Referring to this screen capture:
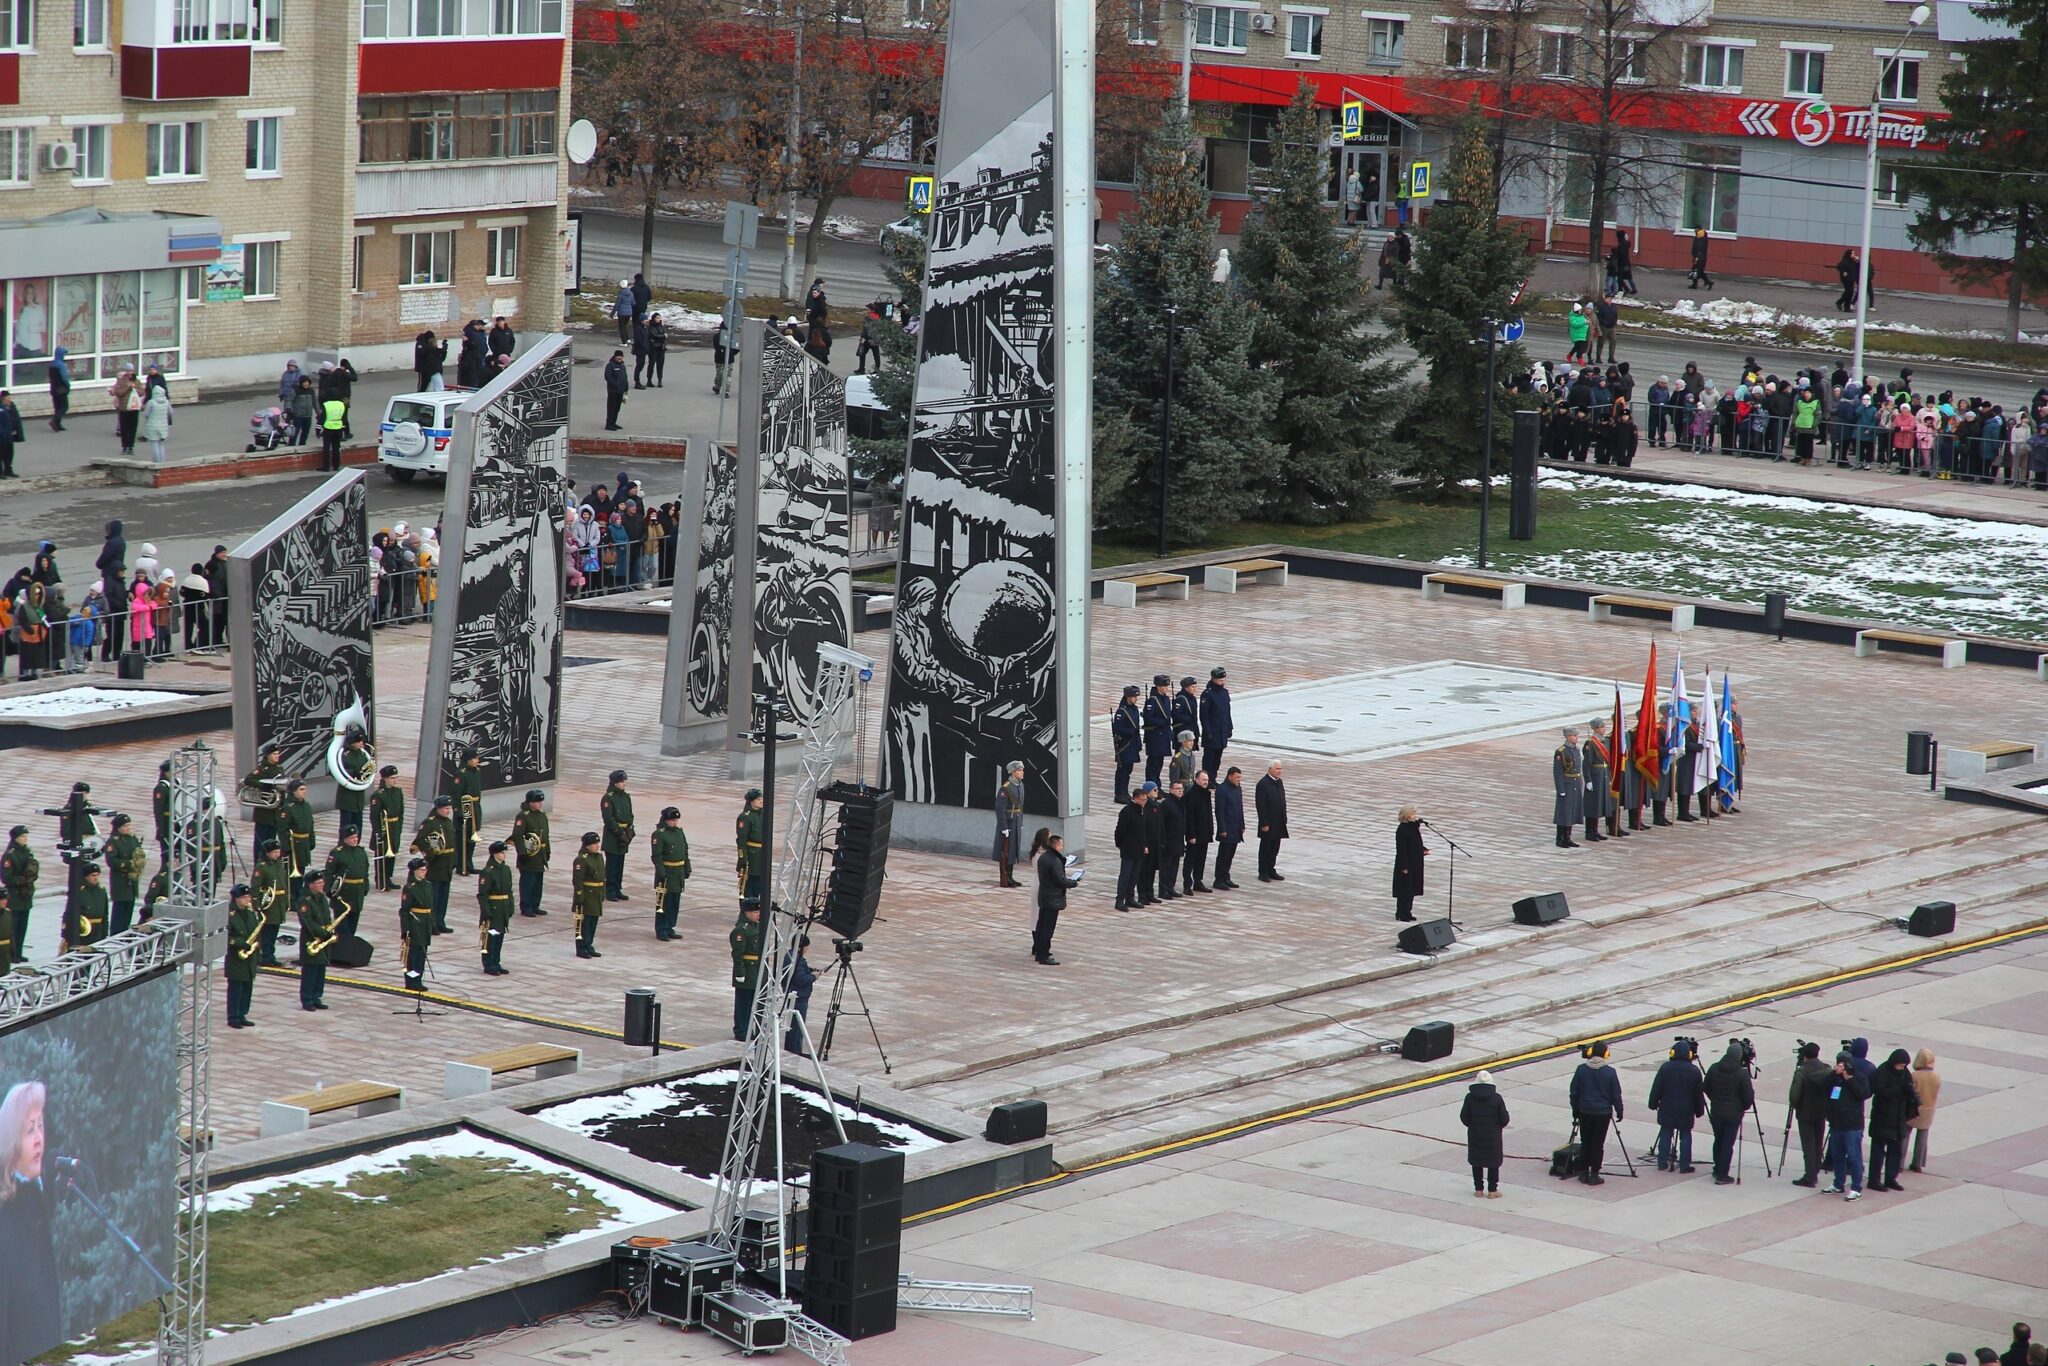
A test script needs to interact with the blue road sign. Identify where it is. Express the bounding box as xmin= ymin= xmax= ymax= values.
xmin=1500 ymin=318 xmax=1525 ymax=343
xmin=907 ymin=176 xmax=934 ymax=214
